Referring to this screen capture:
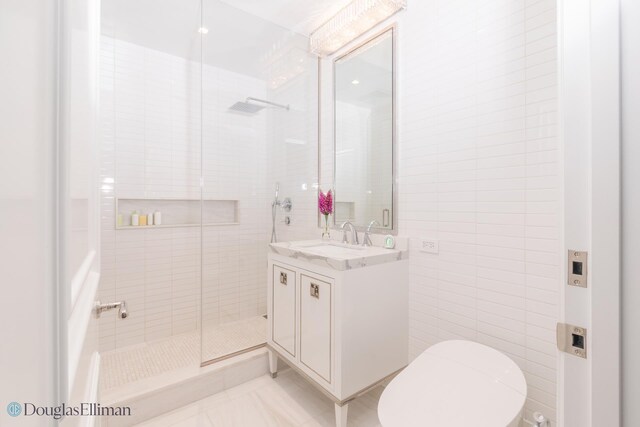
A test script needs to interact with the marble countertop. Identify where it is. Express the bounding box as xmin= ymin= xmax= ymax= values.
xmin=269 ymin=239 xmax=408 ymax=271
